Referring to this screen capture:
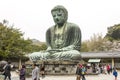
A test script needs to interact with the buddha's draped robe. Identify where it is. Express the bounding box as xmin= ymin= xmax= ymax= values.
xmin=46 ymin=22 xmax=81 ymax=51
